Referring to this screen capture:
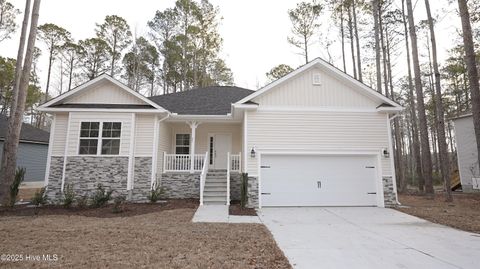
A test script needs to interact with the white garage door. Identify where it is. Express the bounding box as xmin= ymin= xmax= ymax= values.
xmin=261 ymin=154 xmax=378 ymax=206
